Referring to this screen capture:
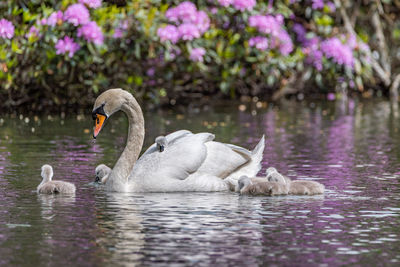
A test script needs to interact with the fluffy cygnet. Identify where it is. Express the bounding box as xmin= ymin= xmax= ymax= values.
xmin=95 ymin=164 xmax=111 ymax=184
xmin=37 ymin=164 xmax=76 ymax=194
xmin=266 ymin=167 xmax=324 ymax=195
xmin=155 ymin=136 xmax=168 ymax=152
xmin=238 ymin=175 xmax=289 ymax=196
